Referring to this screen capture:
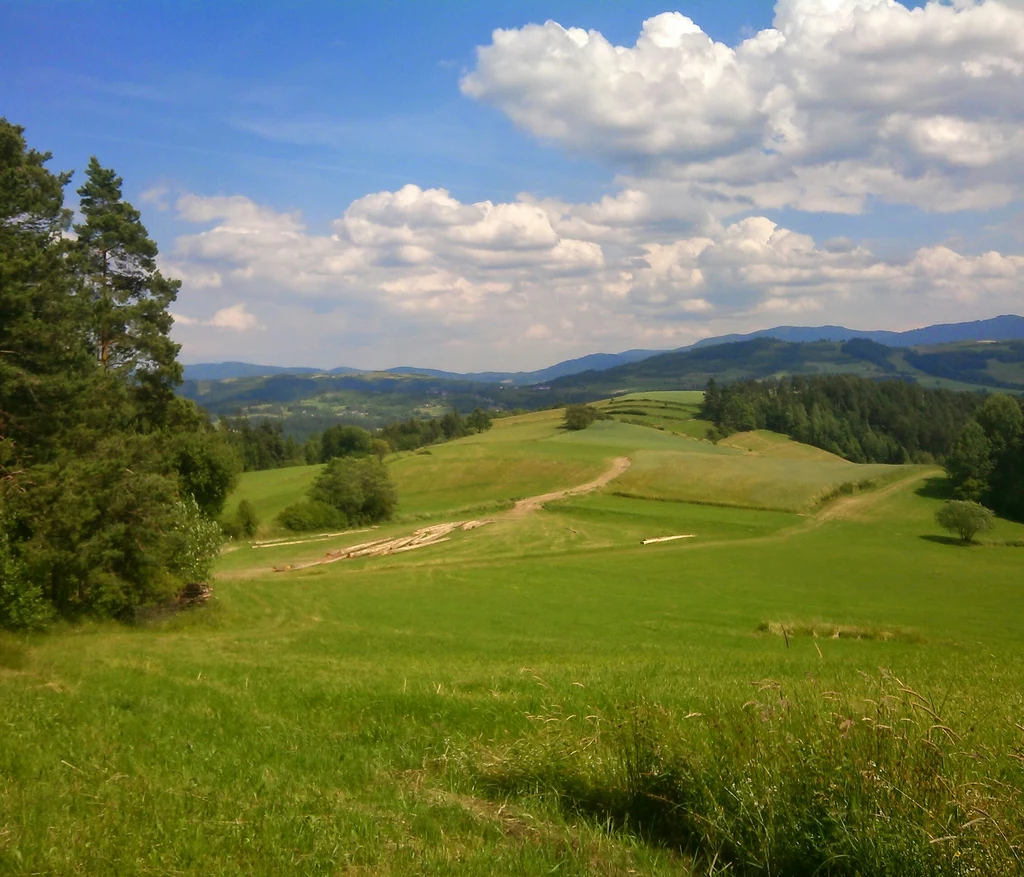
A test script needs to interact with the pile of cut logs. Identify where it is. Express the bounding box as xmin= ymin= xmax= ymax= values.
xmin=275 ymin=520 xmax=492 ymax=572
